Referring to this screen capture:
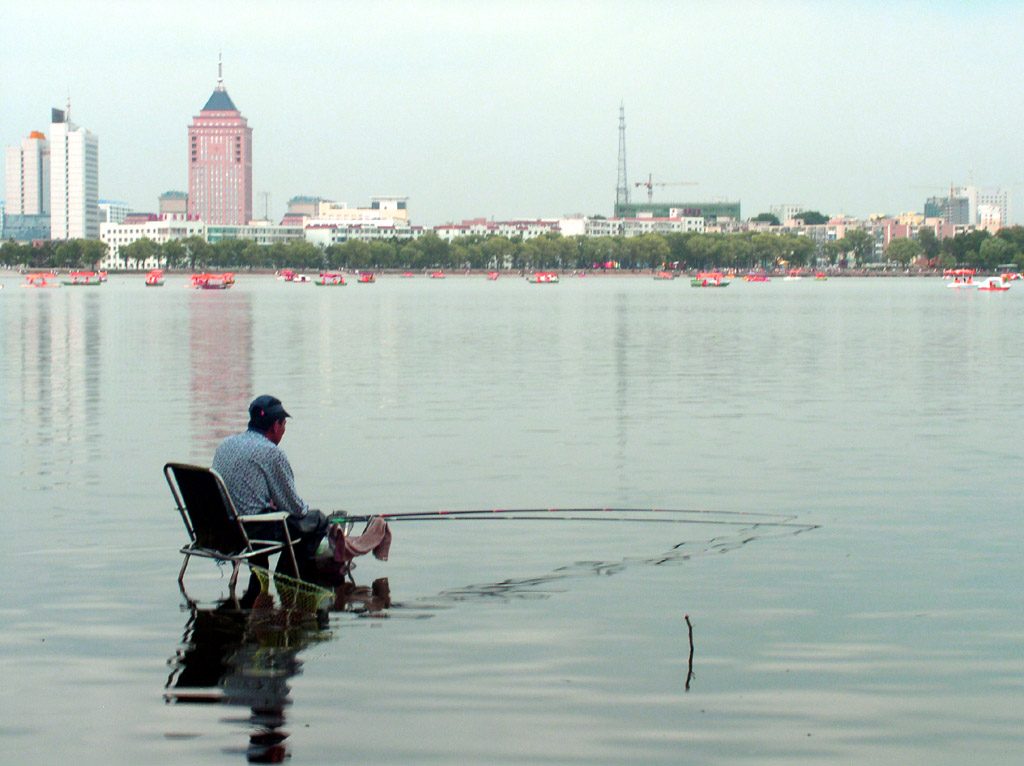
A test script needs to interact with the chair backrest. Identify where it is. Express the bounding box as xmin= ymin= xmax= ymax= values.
xmin=165 ymin=463 xmax=248 ymax=555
